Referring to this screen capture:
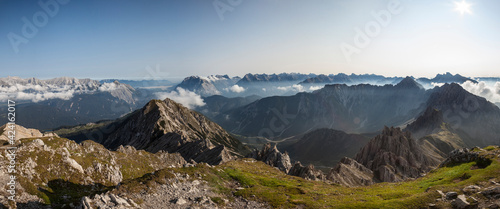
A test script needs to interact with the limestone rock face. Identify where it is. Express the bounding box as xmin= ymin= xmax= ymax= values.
xmin=327 ymin=157 xmax=374 ymax=187
xmin=288 ymin=162 xmax=325 ymax=181
xmin=97 ymin=98 xmax=250 ymax=165
xmin=0 ymin=124 xmax=187 ymax=207
xmin=248 ymin=143 xmax=292 ymax=173
xmin=355 ymin=126 xmax=441 ymax=182
xmin=0 ymin=124 xmax=58 ymax=142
